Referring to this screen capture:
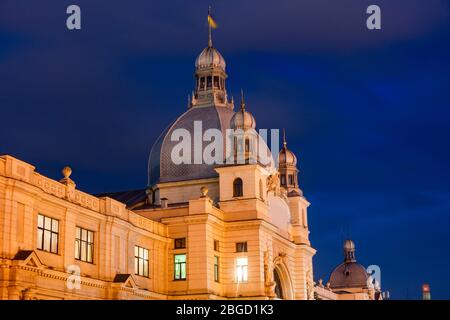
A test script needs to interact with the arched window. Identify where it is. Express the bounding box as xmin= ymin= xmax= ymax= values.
xmin=233 ymin=178 xmax=243 ymax=197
